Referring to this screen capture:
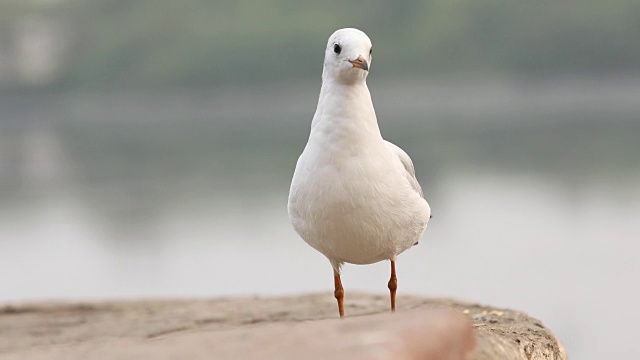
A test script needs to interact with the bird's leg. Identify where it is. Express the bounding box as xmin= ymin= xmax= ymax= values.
xmin=388 ymin=260 xmax=398 ymax=312
xmin=334 ymin=270 xmax=345 ymax=319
